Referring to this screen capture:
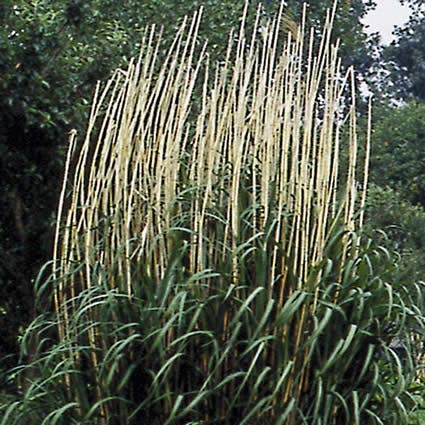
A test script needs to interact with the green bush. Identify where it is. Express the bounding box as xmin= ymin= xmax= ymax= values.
xmin=370 ymin=102 xmax=425 ymax=208
xmin=365 ymin=184 xmax=425 ymax=283
xmin=2 ymin=230 xmax=424 ymax=424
